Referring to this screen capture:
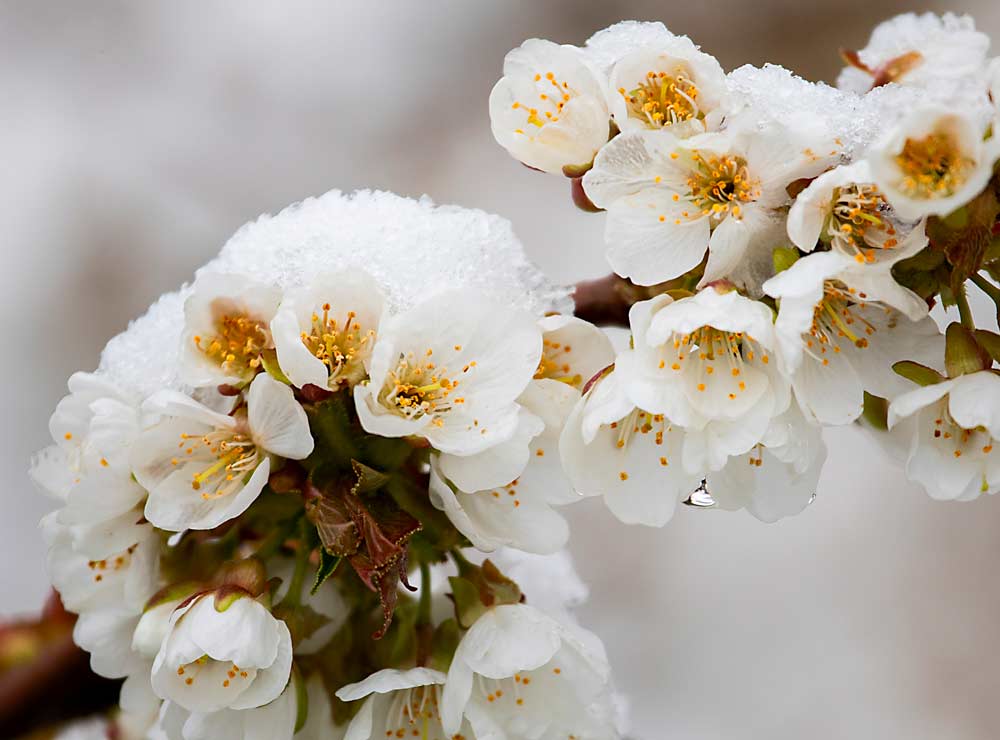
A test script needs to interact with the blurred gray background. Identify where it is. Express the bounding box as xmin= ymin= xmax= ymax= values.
xmin=3 ymin=2 xmax=1000 ymax=738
